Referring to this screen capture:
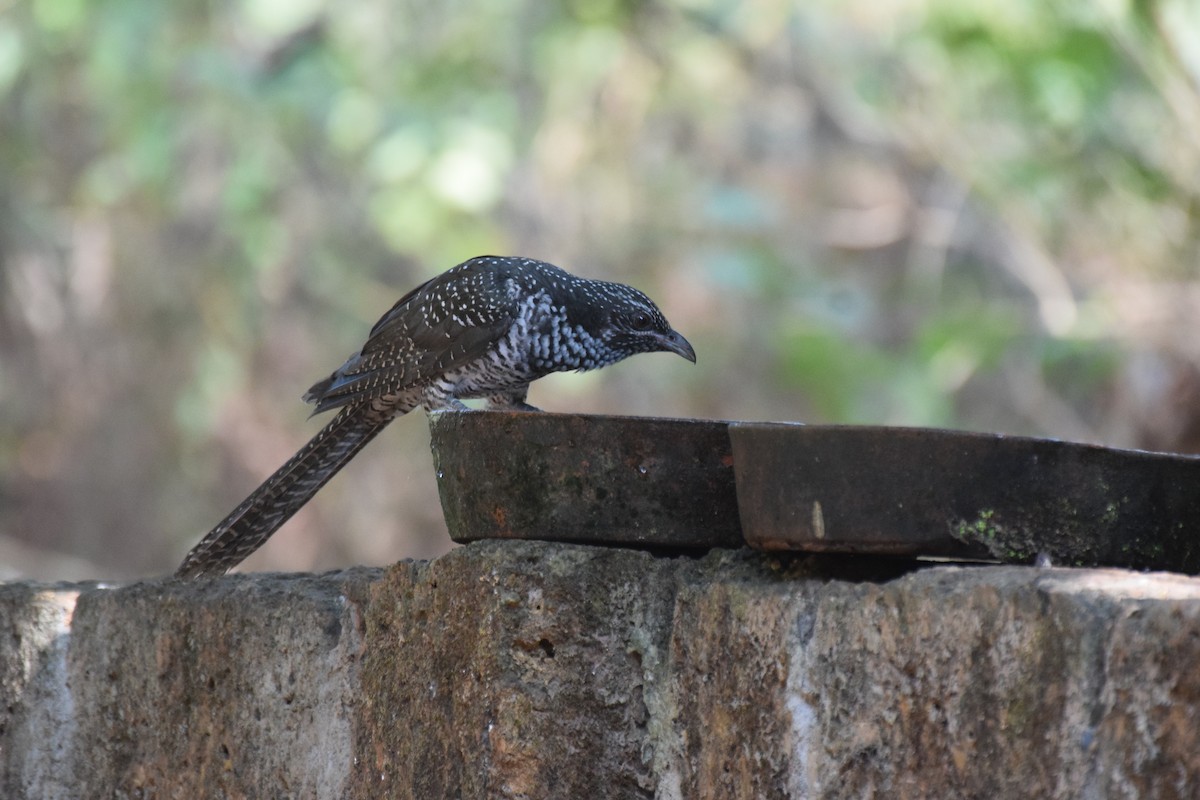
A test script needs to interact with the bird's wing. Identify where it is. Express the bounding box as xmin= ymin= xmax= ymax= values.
xmin=304 ymin=268 xmax=519 ymax=413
